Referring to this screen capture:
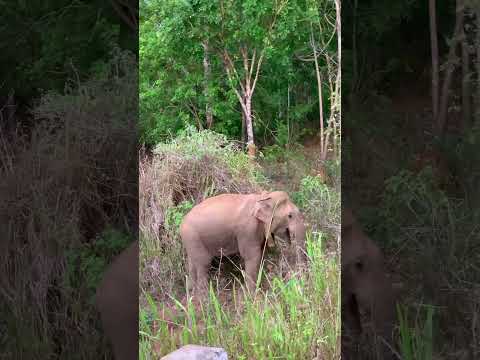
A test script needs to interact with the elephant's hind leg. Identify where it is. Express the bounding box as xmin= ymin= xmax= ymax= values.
xmin=194 ymin=254 xmax=212 ymax=298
